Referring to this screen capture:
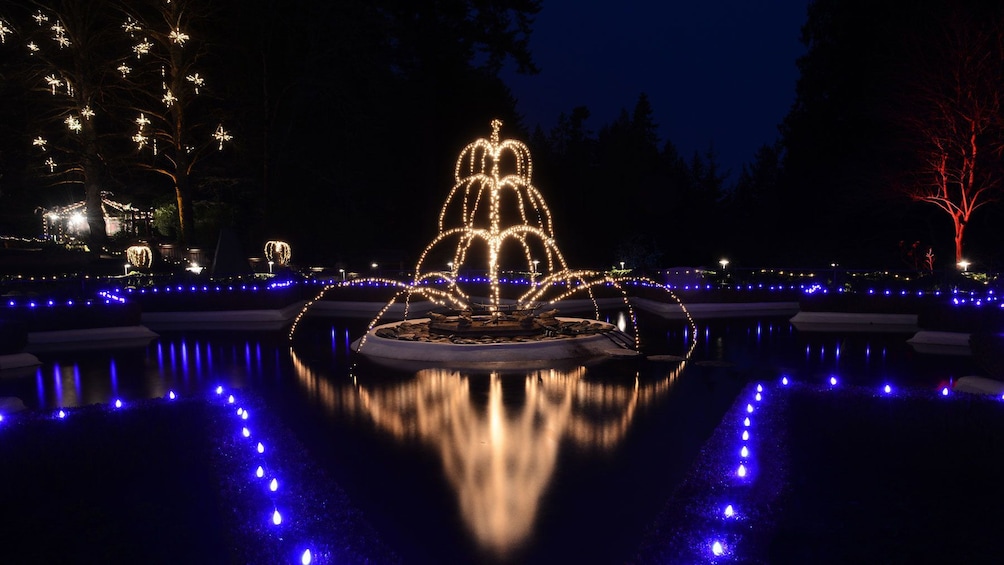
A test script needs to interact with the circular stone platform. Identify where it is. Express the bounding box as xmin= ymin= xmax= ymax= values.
xmin=351 ymin=317 xmax=638 ymax=366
